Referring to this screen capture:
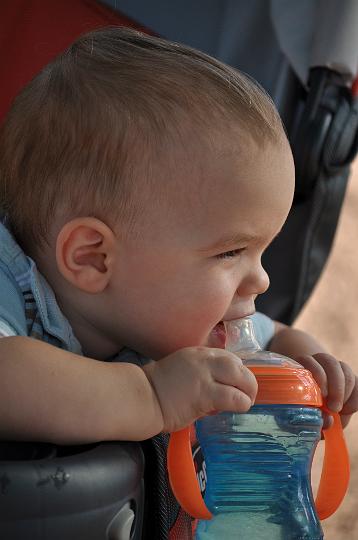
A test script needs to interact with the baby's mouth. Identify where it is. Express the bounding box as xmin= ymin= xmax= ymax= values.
xmin=208 ymin=321 xmax=227 ymax=348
